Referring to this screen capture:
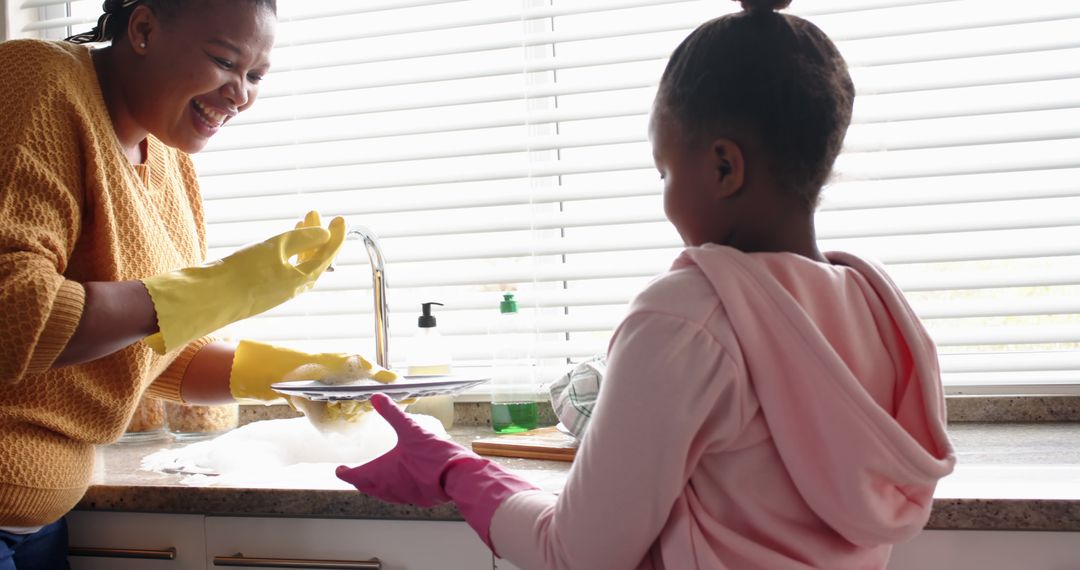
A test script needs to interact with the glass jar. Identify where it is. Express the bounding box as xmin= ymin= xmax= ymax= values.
xmin=165 ymin=402 xmax=239 ymax=440
xmin=119 ymin=396 xmax=168 ymax=442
